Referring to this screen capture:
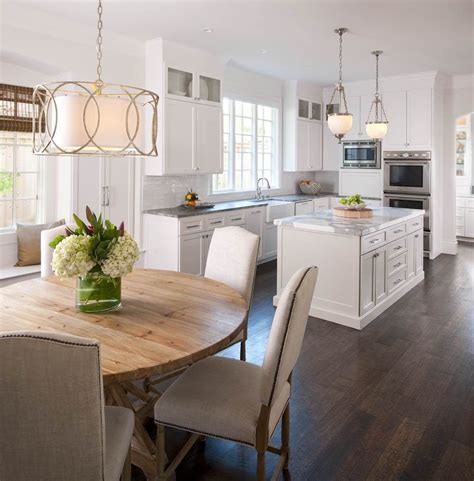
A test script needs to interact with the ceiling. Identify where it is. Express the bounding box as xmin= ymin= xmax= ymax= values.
xmin=3 ymin=0 xmax=474 ymax=84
